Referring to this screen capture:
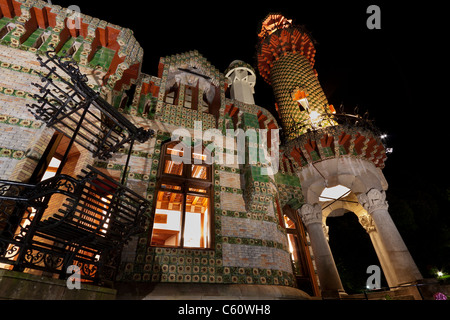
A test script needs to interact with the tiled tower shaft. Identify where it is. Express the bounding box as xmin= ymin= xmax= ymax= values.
xmin=271 ymin=52 xmax=329 ymax=136
xmin=257 ymin=14 xmax=334 ymax=139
